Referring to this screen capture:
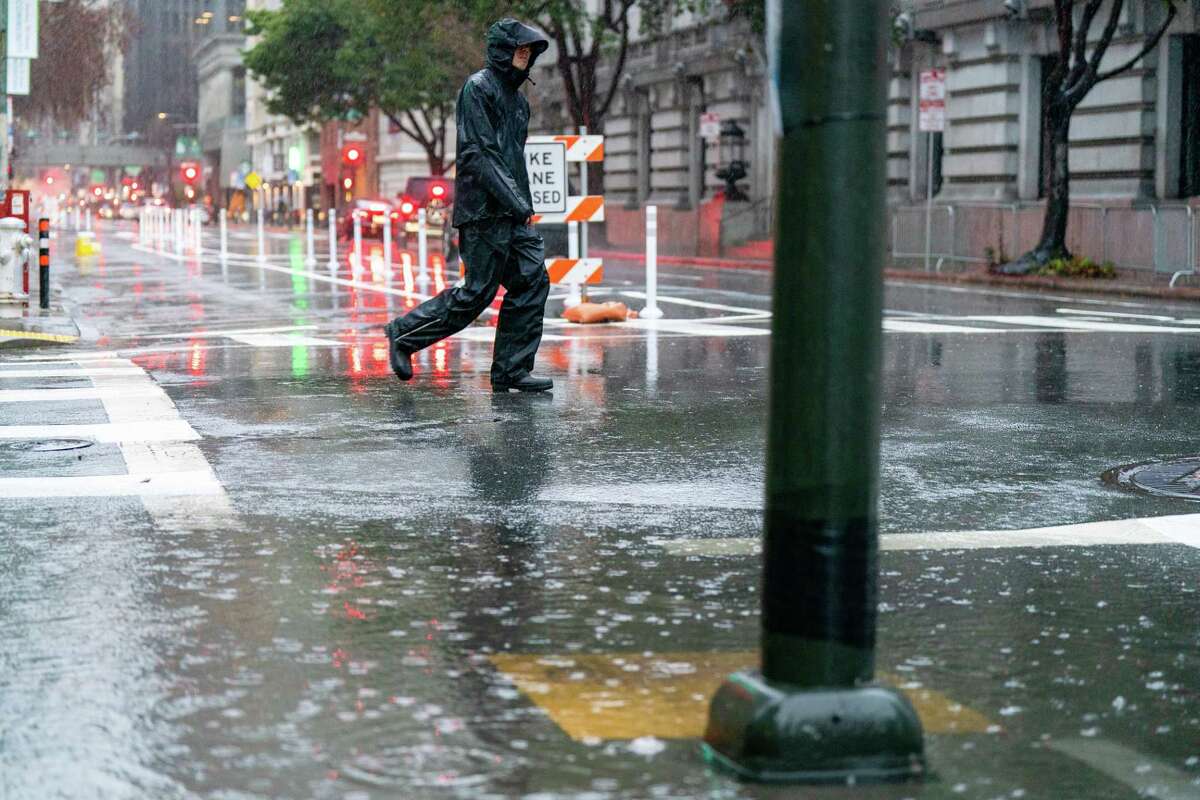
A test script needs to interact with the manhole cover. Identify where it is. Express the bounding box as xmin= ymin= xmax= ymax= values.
xmin=2 ymin=439 xmax=95 ymax=453
xmin=1102 ymin=457 xmax=1200 ymax=501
